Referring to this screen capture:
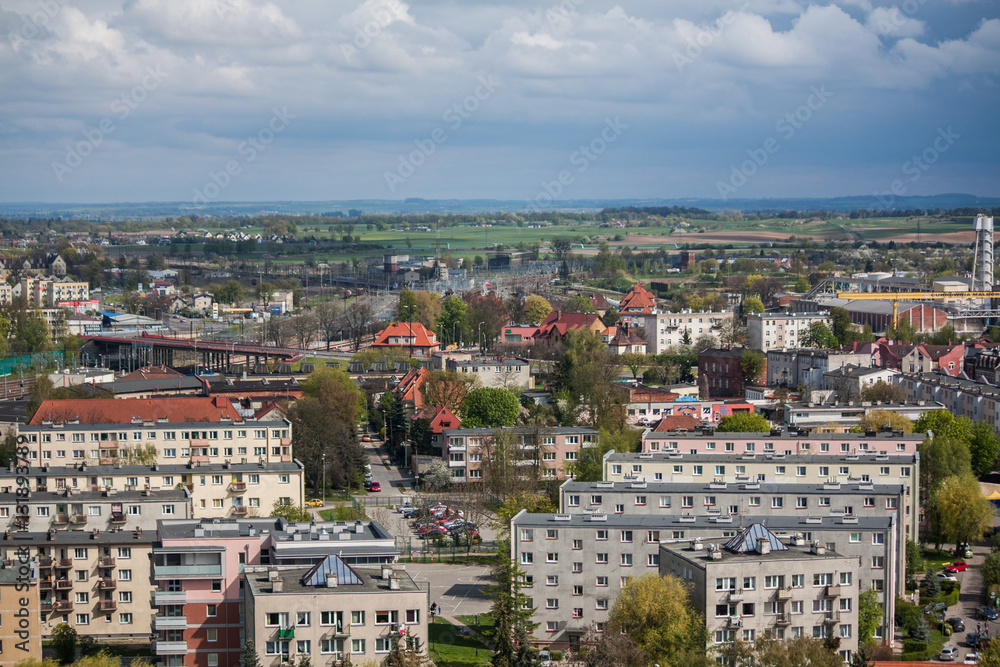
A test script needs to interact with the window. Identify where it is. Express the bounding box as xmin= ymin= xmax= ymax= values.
xmin=351 ymin=639 xmax=366 ymax=653
xmin=775 ymin=466 xmax=785 ymax=475
xmin=572 ymin=539 xmax=583 ymax=550
xmin=716 ymin=577 xmax=737 ymax=592
xmin=520 ymin=529 xmax=533 ymax=541
xmin=75 ymin=592 xmax=90 ymax=603
xmin=771 ymin=497 xmax=783 ymax=508
xmin=743 ymin=577 xmax=756 ymax=591
xmin=591 ymin=495 xmax=602 ymax=505
xmin=568 ymin=495 xmax=580 ymax=507
xmin=521 ymin=553 xmax=533 ymax=565
xmin=813 ymin=573 xmax=832 ymax=586
xmin=682 ymin=496 xmax=693 ymax=508
xmin=207 ymin=629 xmax=218 ymax=642
xmin=840 ymin=572 xmax=852 ymax=585
xmin=207 ymin=604 xmax=217 ymax=617
xmin=596 ymin=599 xmax=608 ymax=610
xmin=790 ymin=600 xmax=803 ymax=614
xmin=704 ymin=496 xmax=716 ymax=506
xmin=614 ymin=504 xmax=625 ymax=513
xmin=596 ymin=553 xmax=608 ymax=564
xmin=634 ymin=495 xmax=646 ymax=506
xmin=749 ymin=496 xmax=760 ymax=506
xmin=118 ymin=591 xmax=132 ymax=603
xmin=546 ymin=553 xmax=558 ymax=563
xmin=873 ymin=533 xmax=885 ymax=545
xmin=351 ymin=611 xmax=365 ymax=625
xmin=819 ymin=497 xmax=830 ymax=507
xmin=546 ymin=621 xmax=558 ymax=633
xmin=76 ymin=614 xmax=90 ymax=625
xmin=596 ymin=576 xmax=608 ymax=586
xmin=596 ymin=530 xmax=608 ymax=541
xmin=546 ymin=575 xmax=558 ymax=586
xmin=546 ymin=529 xmax=558 ymax=540
xmin=36 ymin=507 xmax=49 ymax=517
xmin=819 ymin=466 xmax=829 ymax=477
xmin=796 ymin=466 xmax=806 ymax=477
xmin=572 ymin=562 xmax=583 ymax=573
xmin=322 ymin=639 xmax=345 ymax=654
xmin=620 ymin=530 xmax=633 ymax=543
xmin=546 ymin=598 xmax=558 ymax=609
xmin=872 ymin=556 xmax=885 ymax=569
xmin=162 ymin=505 xmax=175 ymax=515
xmin=765 ymin=576 xmax=784 ymax=589
xmin=572 ymin=584 xmax=583 ymax=596
xmin=119 ymin=613 xmax=132 ymax=624
xmin=406 ymin=609 xmax=420 ymax=624
xmin=886 ymin=498 xmax=898 ymax=509
xmin=375 ymin=610 xmax=398 ymax=625
xmin=659 ymin=496 xmax=671 ymax=508
xmin=119 ymin=570 xmax=132 ymax=581
xmin=620 ymin=554 xmax=632 ymax=566
xmin=790 ymin=574 xmax=804 ymax=588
